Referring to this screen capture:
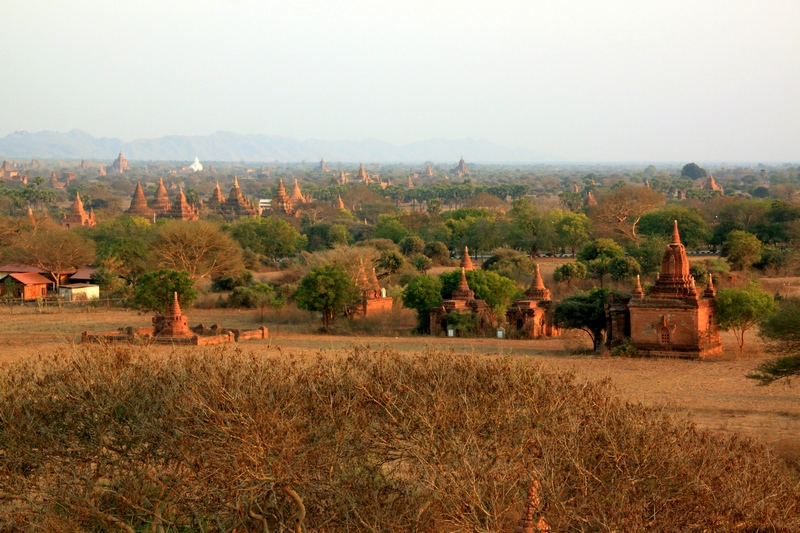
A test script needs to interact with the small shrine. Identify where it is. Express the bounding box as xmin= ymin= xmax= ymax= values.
xmin=349 ymin=261 xmax=393 ymax=318
xmin=61 ymin=192 xmax=96 ymax=229
xmin=220 ymin=175 xmax=258 ymax=220
xmin=506 ymin=264 xmax=560 ymax=339
xmin=82 ymin=292 xmax=268 ymax=345
xmin=356 ymin=164 xmax=371 ymax=184
xmin=319 ymin=157 xmax=330 ymax=172
xmin=50 ymin=170 xmax=63 ymax=189
xmin=585 ymin=191 xmax=598 ymax=206
xmin=429 ymin=268 xmax=494 ymax=336
xmin=606 ymin=221 xmax=722 ymax=358
xmin=126 ymin=182 xmax=154 ymax=217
